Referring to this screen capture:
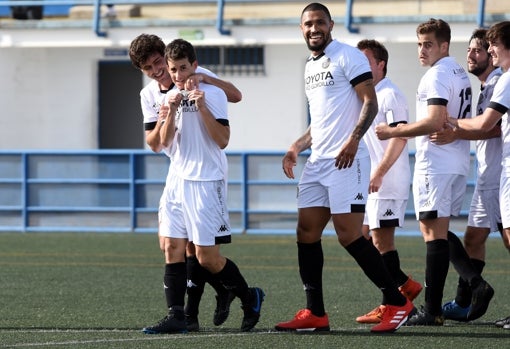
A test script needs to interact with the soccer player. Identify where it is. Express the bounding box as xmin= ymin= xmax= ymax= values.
xmin=444 ymin=21 xmax=510 ymax=329
xmin=275 ymin=3 xmax=414 ymax=334
xmin=355 ymin=39 xmax=422 ymax=325
xmin=144 ymin=38 xmax=264 ymax=334
xmin=430 ymin=28 xmax=505 ymax=322
xmin=129 ymin=33 xmax=241 ymax=333
xmin=376 ymin=18 xmax=493 ymax=326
